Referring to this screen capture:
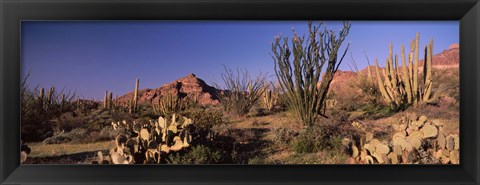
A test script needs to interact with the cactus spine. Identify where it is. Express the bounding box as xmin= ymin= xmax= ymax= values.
xmin=374 ymin=33 xmax=434 ymax=110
